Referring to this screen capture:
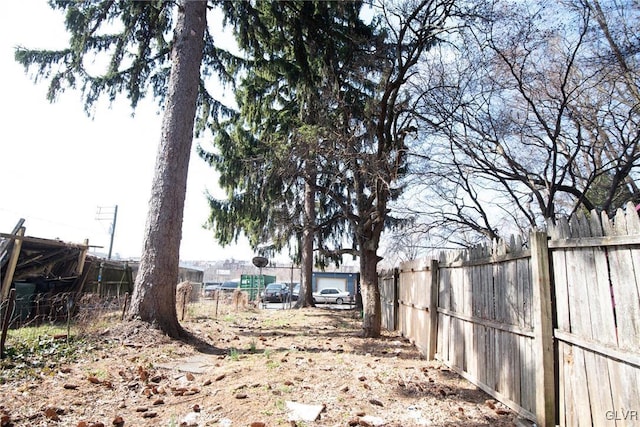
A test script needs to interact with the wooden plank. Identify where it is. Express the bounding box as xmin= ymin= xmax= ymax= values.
xmin=548 ymin=234 xmax=640 ymax=249
xmin=588 ymin=209 xmax=604 ymax=237
xmin=566 ymin=247 xmax=593 ymax=339
xmin=478 ymin=324 xmax=488 ymax=387
xmin=608 ymin=245 xmax=640 ymax=352
xmin=625 ymin=201 xmax=640 ymax=233
xmin=463 ymin=261 xmax=473 ymax=318
xmin=469 ymin=322 xmax=479 ymax=381
xmin=439 ymin=266 xmax=451 ymax=312
xmin=552 ymin=248 xmax=571 ymax=333
xmin=471 ymin=265 xmax=481 ymax=318
xmin=572 ymin=346 xmax=594 ymax=426
xmin=601 ymin=209 xmax=615 ymax=236
xmin=505 ymin=260 xmax=518 ymax=326
xmin=614 ymin=207 xmax=628 ymax=235
xmin=452 ymin=264 xmax=463 ymax=314
xmin=519 ymin=258 xmax=533 ymax=329
xmin=435 ymin=312 xmax=443 ymax=360
xmin=510 ymin=332 xmax=522 ymax=407
xmin=614 ymin=359 xmax=640 ymax=424
xmin=439 ymin=250 xmax=532 ymax=268
xmin=521 ymin=335 xmax=535 ymax=414
xmin=494 ymin=262 xmax=505 ymax=324
xmin=455 ymin=318 xmax=464 ymax=370
xmin=0 ymin=232 xmax=91 ymax=249
xmin=0 ymin=227 xmax=25 ymax=302
xmin=436 ymin=307 xmax=534 ymax=337
xmin=561 ymin=343 xmax=577 ymax=427
xmin=499 ymin=331 xmax=511 ymax=400
xmin=584 ymin=350 xmax=614 ymax=425
xmin=481 ymin=263 xmax=489 ymax=321
xmin=554 ymin=329 xmax=640 ymax=368
xmin=494 ymin=329 xmax=502 ymax=393
xmin=590 ymin=246 xmax=618 ymax=346
xmin=579 ymin=247 xmax=601 ymax=341
xmin=486 ymin=327 xmax=496 ymax=391
xmin=558 ymin=341 xmax=566 ymax=427
xmin=441 ymin=312 xmax=450 ymax=362
xmin=530 ymin=231 xmax=555 ymax=427
xmin=0 ymin=219 xmax=25 ymax=265
xmin=499 ymin=330 xmax=509 ymax=396
xmin=427 ymin=259 xmax=438 ymax=360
